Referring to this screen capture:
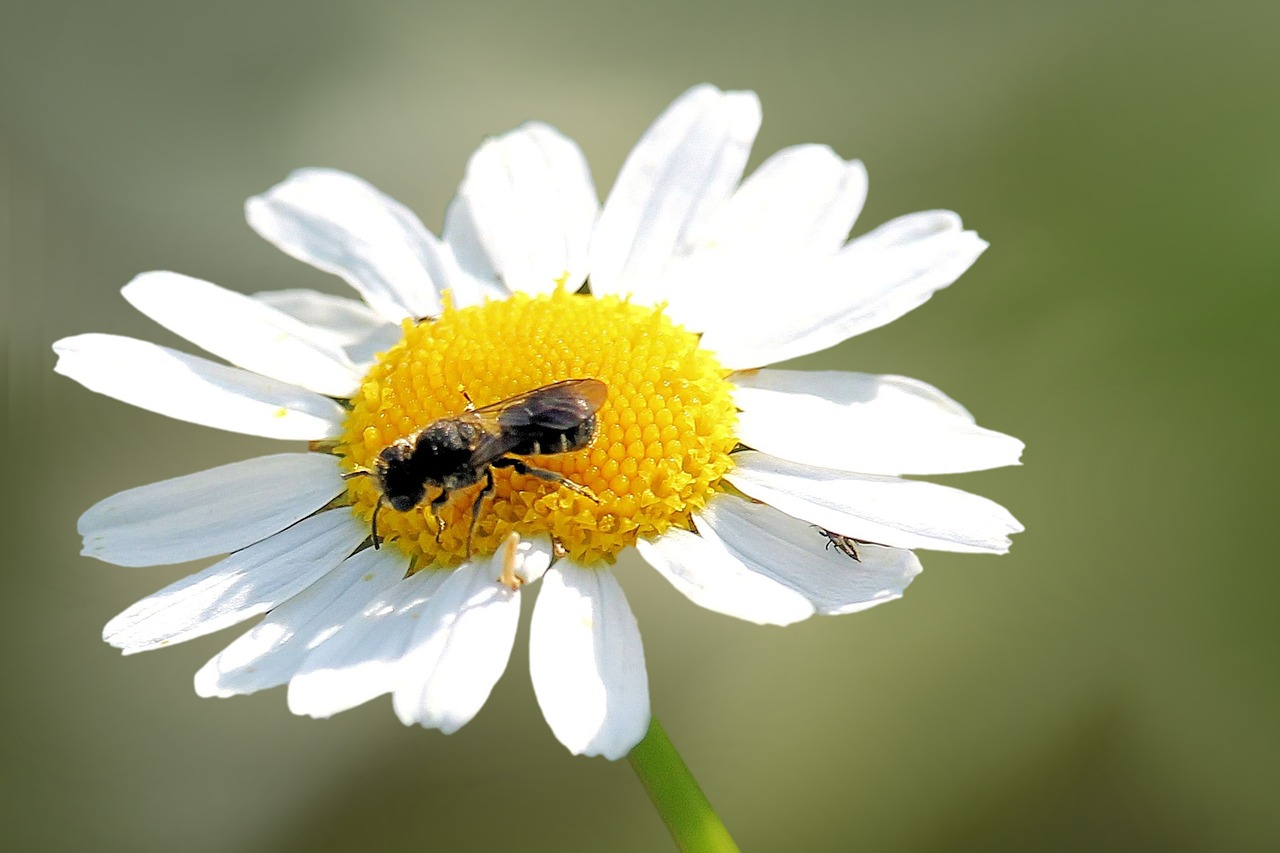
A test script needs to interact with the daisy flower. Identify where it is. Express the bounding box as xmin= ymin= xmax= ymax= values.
xmin=54 ymin=84 xmax=1022 ymax=761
